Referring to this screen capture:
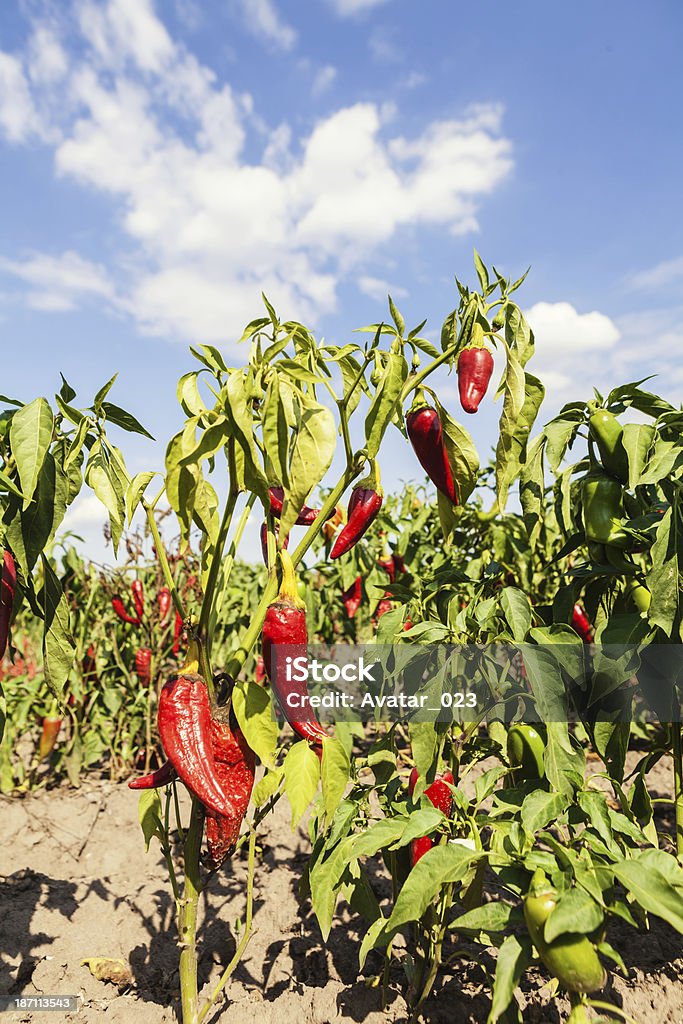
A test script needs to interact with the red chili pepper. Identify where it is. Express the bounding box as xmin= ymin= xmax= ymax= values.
xmin=112 ymin=595 xmax=140 ymax=625
xmin=268 ymin=486 xmax=322 ymax=527
xmin=377 ymin=558 xmax=396 ymax=583
xmin=1 ymin=550 xmax=16 ymax=659
xmin=128 ymin=758 xmax=177 ymax=790
xmin=131 ymin=579 xmax=145 ymax=621
xmin=410 ymin=835 xmax=433 ymax=867
xmin=408 ymin=767 xmax=454 ymax=866
xmin=38 ymin=716 xmax=62 ymax=760
xmin=203 ymin=716 xmax=256 ymax=870
xmin=255 ymin=654 xmax=266 ymax=686
xmin=172 ymin=610 xmax=184 ymax=655
xmin=457 ymin=346 xmax=494 ymax=414
xmin=393 ymin=554 xmax=407 ymax=575
xmin=157 ymin=656 xmax=246 ymax=818
xmin=82 ymin=644 xmax=98 ymax=683
xmin=157 ymin=587 xmax=171 ymax=625
xmin=134 ymin=647 xmax=152 ymax=685
xmin=262 ymin=551 xmax=327 ymax=747
xmin=341 ymin=576 xmax=362 ymax=619
xmin=260 ymin=521 xmax=289 ymax=566
xmin=406 ymin=398 xmax=457 ymax=504
xmin=571 ymin=604 xmax=594 ymax=644
xmin=376 ymin=597 xmax=393 ymax=619
xmin=330 ymin=465 xmax=383 ymax=560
